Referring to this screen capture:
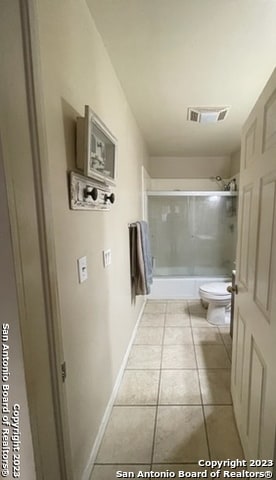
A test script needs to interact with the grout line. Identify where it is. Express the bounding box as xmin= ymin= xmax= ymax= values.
xmin=161 ymin=367 xmax=231 ymax=371
xmin=93 ymin=462 xmax=151 ymax=467
xmin=117 ymin=367 xmax=233 ymax=372
xmin=218 ymin=329 xmax=233 ymax=363
xmin=114 ymin=402 xmax=233 ymax=407
xmin=94 ymin=462 xmax=204 ymax=464
xmin=149 ymin=302 xmax=167 ymax=468
xmin=190 ymin=316 xmax=211 ymax=462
